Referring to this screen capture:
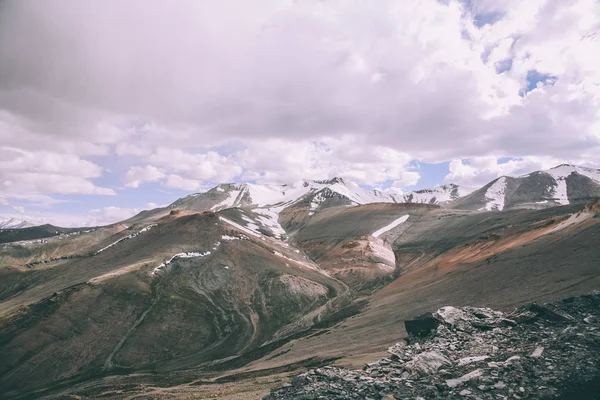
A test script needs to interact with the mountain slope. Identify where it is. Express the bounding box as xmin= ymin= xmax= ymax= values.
xmin=125 ymin=178 xmax=401 ymax=227
xmin=401 ymin=184 xmax=474 ymax=205
xmin=0 ymin=224 xmax=85 ymax=245
xmin=0 ymin=217 xmax=33 ymax=229
xmin=0 ymin=210 xmax=350 ymax=398
xmin=450 ymin=164 xmax=600 ymax=211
